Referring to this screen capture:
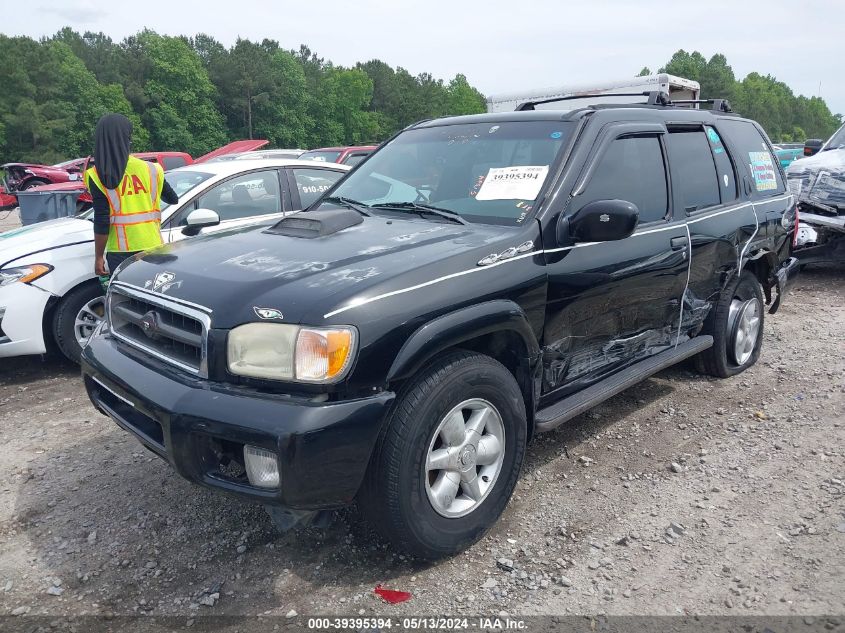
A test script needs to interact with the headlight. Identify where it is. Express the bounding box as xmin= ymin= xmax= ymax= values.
xmin=227 ymin=323 xmax=356 ymax=383
xmin=0 ymin=264 xmax=53 ymax=287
